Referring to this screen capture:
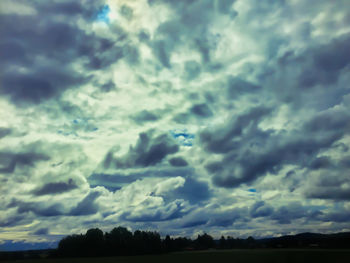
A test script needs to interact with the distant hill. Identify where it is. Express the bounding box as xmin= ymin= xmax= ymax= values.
xmin=258 ymin=232 xmax=350 ymax=248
